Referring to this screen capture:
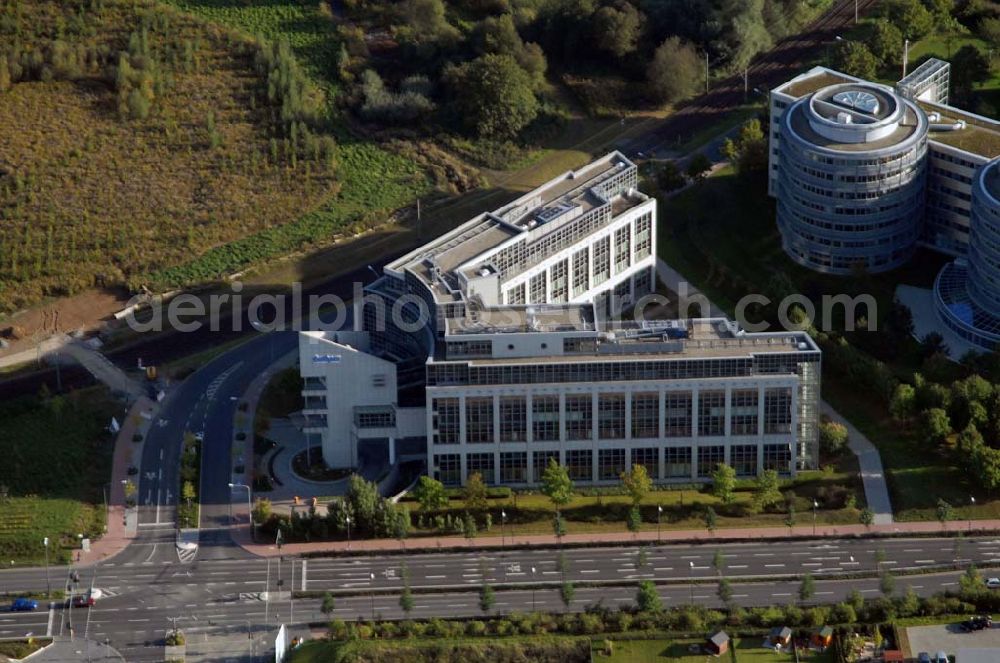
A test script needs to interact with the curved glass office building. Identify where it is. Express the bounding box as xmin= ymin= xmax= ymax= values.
xmin=775 ymin=83 xmax=929 ymax=274
xmin=934 ymin=157 xmax=1000 ymax=351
